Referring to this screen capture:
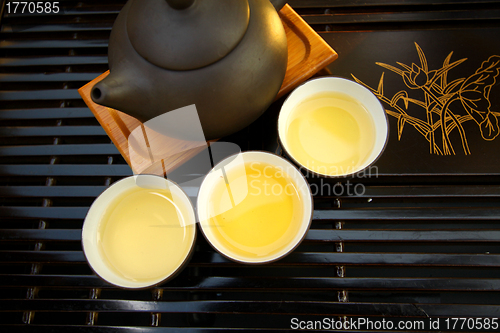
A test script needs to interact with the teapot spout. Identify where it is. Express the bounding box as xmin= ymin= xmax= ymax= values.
xmin=91 ymin=77 xmax=117 ymax=106
xmin=90 ymin=73 xmax=152 ymax=123
xmin=91 ymin=74 xmax=138 ymax=115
